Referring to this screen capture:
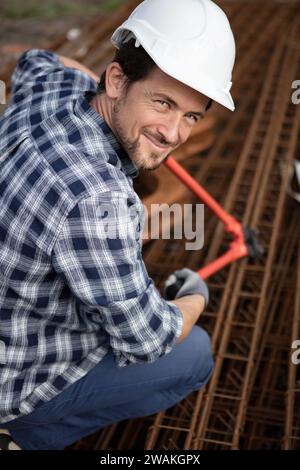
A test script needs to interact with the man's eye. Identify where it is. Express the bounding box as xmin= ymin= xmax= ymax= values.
xmin=156 ymin=100 xmax=170 ymax=108
xmin=187 ymin=114 xmax=199 ymax=123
